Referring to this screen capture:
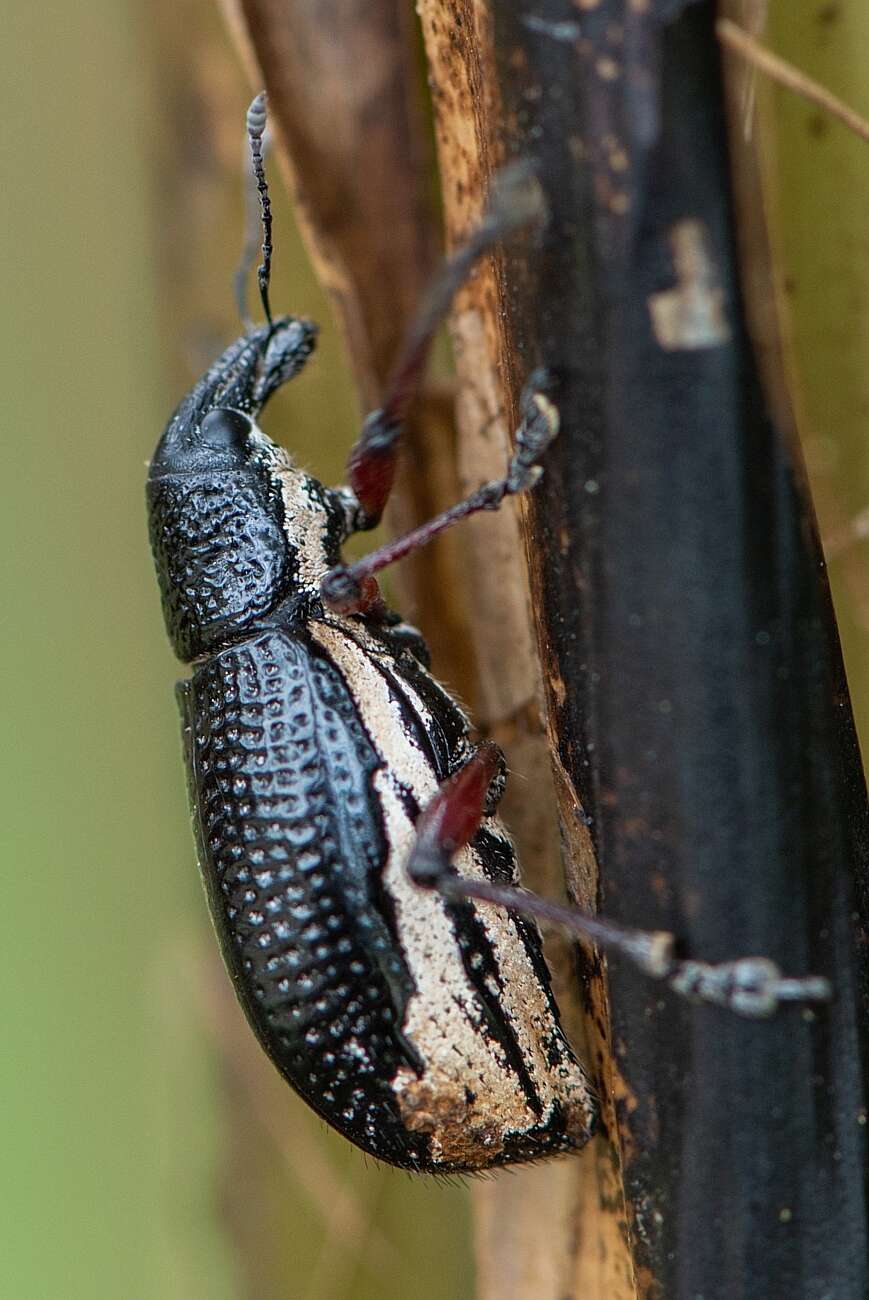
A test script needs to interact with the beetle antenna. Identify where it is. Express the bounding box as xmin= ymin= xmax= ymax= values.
xmin=235 ymin=92 xmax=274 ymax=330
xmin=233 ymin=111 xmax=272 ymax=330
